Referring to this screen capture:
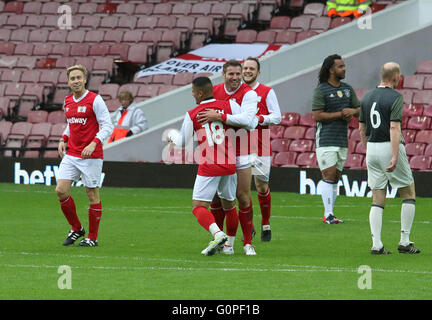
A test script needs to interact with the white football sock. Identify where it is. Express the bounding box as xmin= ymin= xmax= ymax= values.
xmin=209 ymin=223 xmax=222 ymax=238
xmin=400 ymin=199 xmax=415 ymax=245
xmin=332 ymin=182 xmax=338 ymax=205
xmin=321 ymin=180 xmax=335 ymax=218
xmin=226 ymin=236 xmax=235 ymax=247
xmin=369 ymin=205 xmax=384 ymax=250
